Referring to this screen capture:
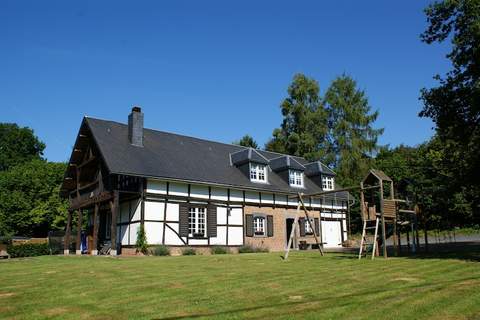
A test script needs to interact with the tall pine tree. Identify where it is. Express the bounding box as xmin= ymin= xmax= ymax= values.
xmin=325 ymin=75 xmax=383 ymax=187
xmin=265 ymin=74 xmax=332 ymax=163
